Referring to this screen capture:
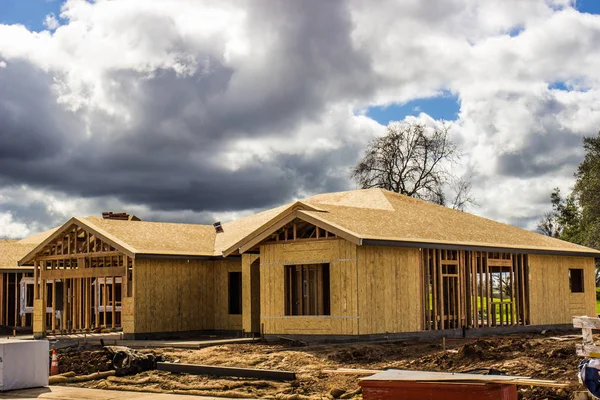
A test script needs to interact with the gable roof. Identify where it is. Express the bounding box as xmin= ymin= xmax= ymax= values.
xmin=216 ymin=201 xmax=327 ymax=256
xmin=18 ymin=216 xmax=219 ymax=265
xmin=226 ymin=188 xmax=600 ymax=257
